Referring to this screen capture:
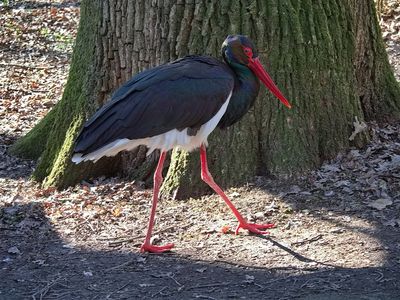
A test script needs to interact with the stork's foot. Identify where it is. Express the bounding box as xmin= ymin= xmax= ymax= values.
xmin=140 ymin=242 xmax=174 ymax=253
xmin=235 ymin=222 xmax=275 ymax=235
